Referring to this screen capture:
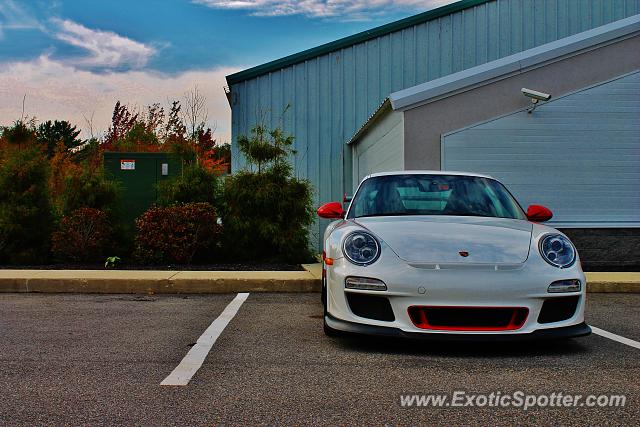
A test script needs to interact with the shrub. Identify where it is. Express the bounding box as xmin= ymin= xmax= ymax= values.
xmin=223 ymin=170 xmax=314 ymax=262
xmin=223 ymin=123 xmax=315 ymax=263
xmin=51 ymin=208 xmax=112 ymax=263
xmin=134 ymin=202 xmax=221 ymax=264
xmin=59 ymin=166 xmax=120 ymax=218
xmin=157 ymin=164 xmax=220 ymax=207
xmin=0 ymin=145 xmax=54 ymax=264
